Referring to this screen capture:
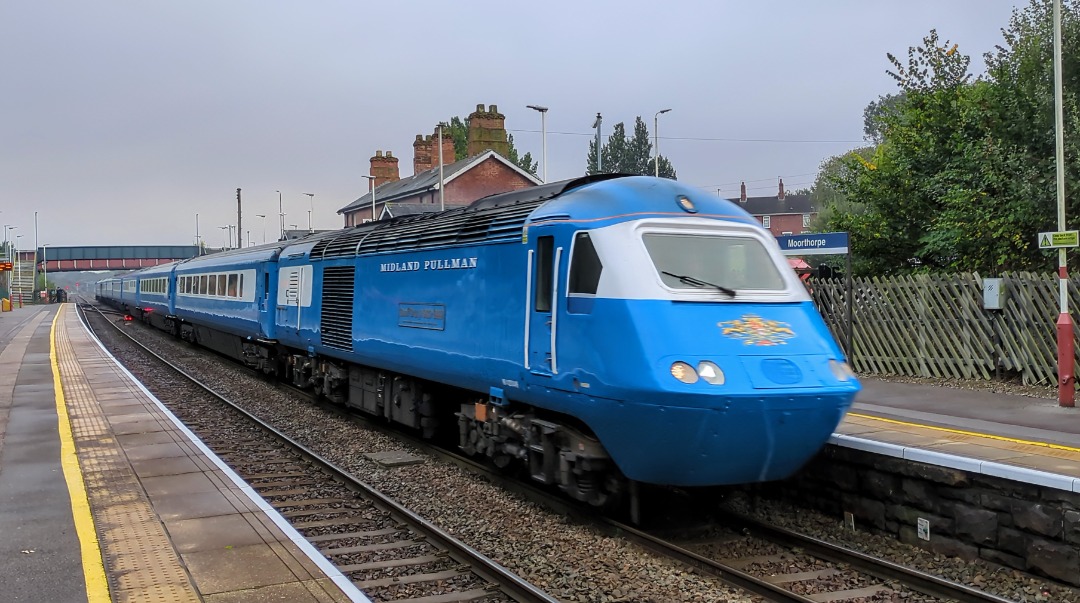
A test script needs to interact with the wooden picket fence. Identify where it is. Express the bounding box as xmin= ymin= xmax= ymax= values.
xmin=808 ymin=272 xmax=1080 ymax=385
